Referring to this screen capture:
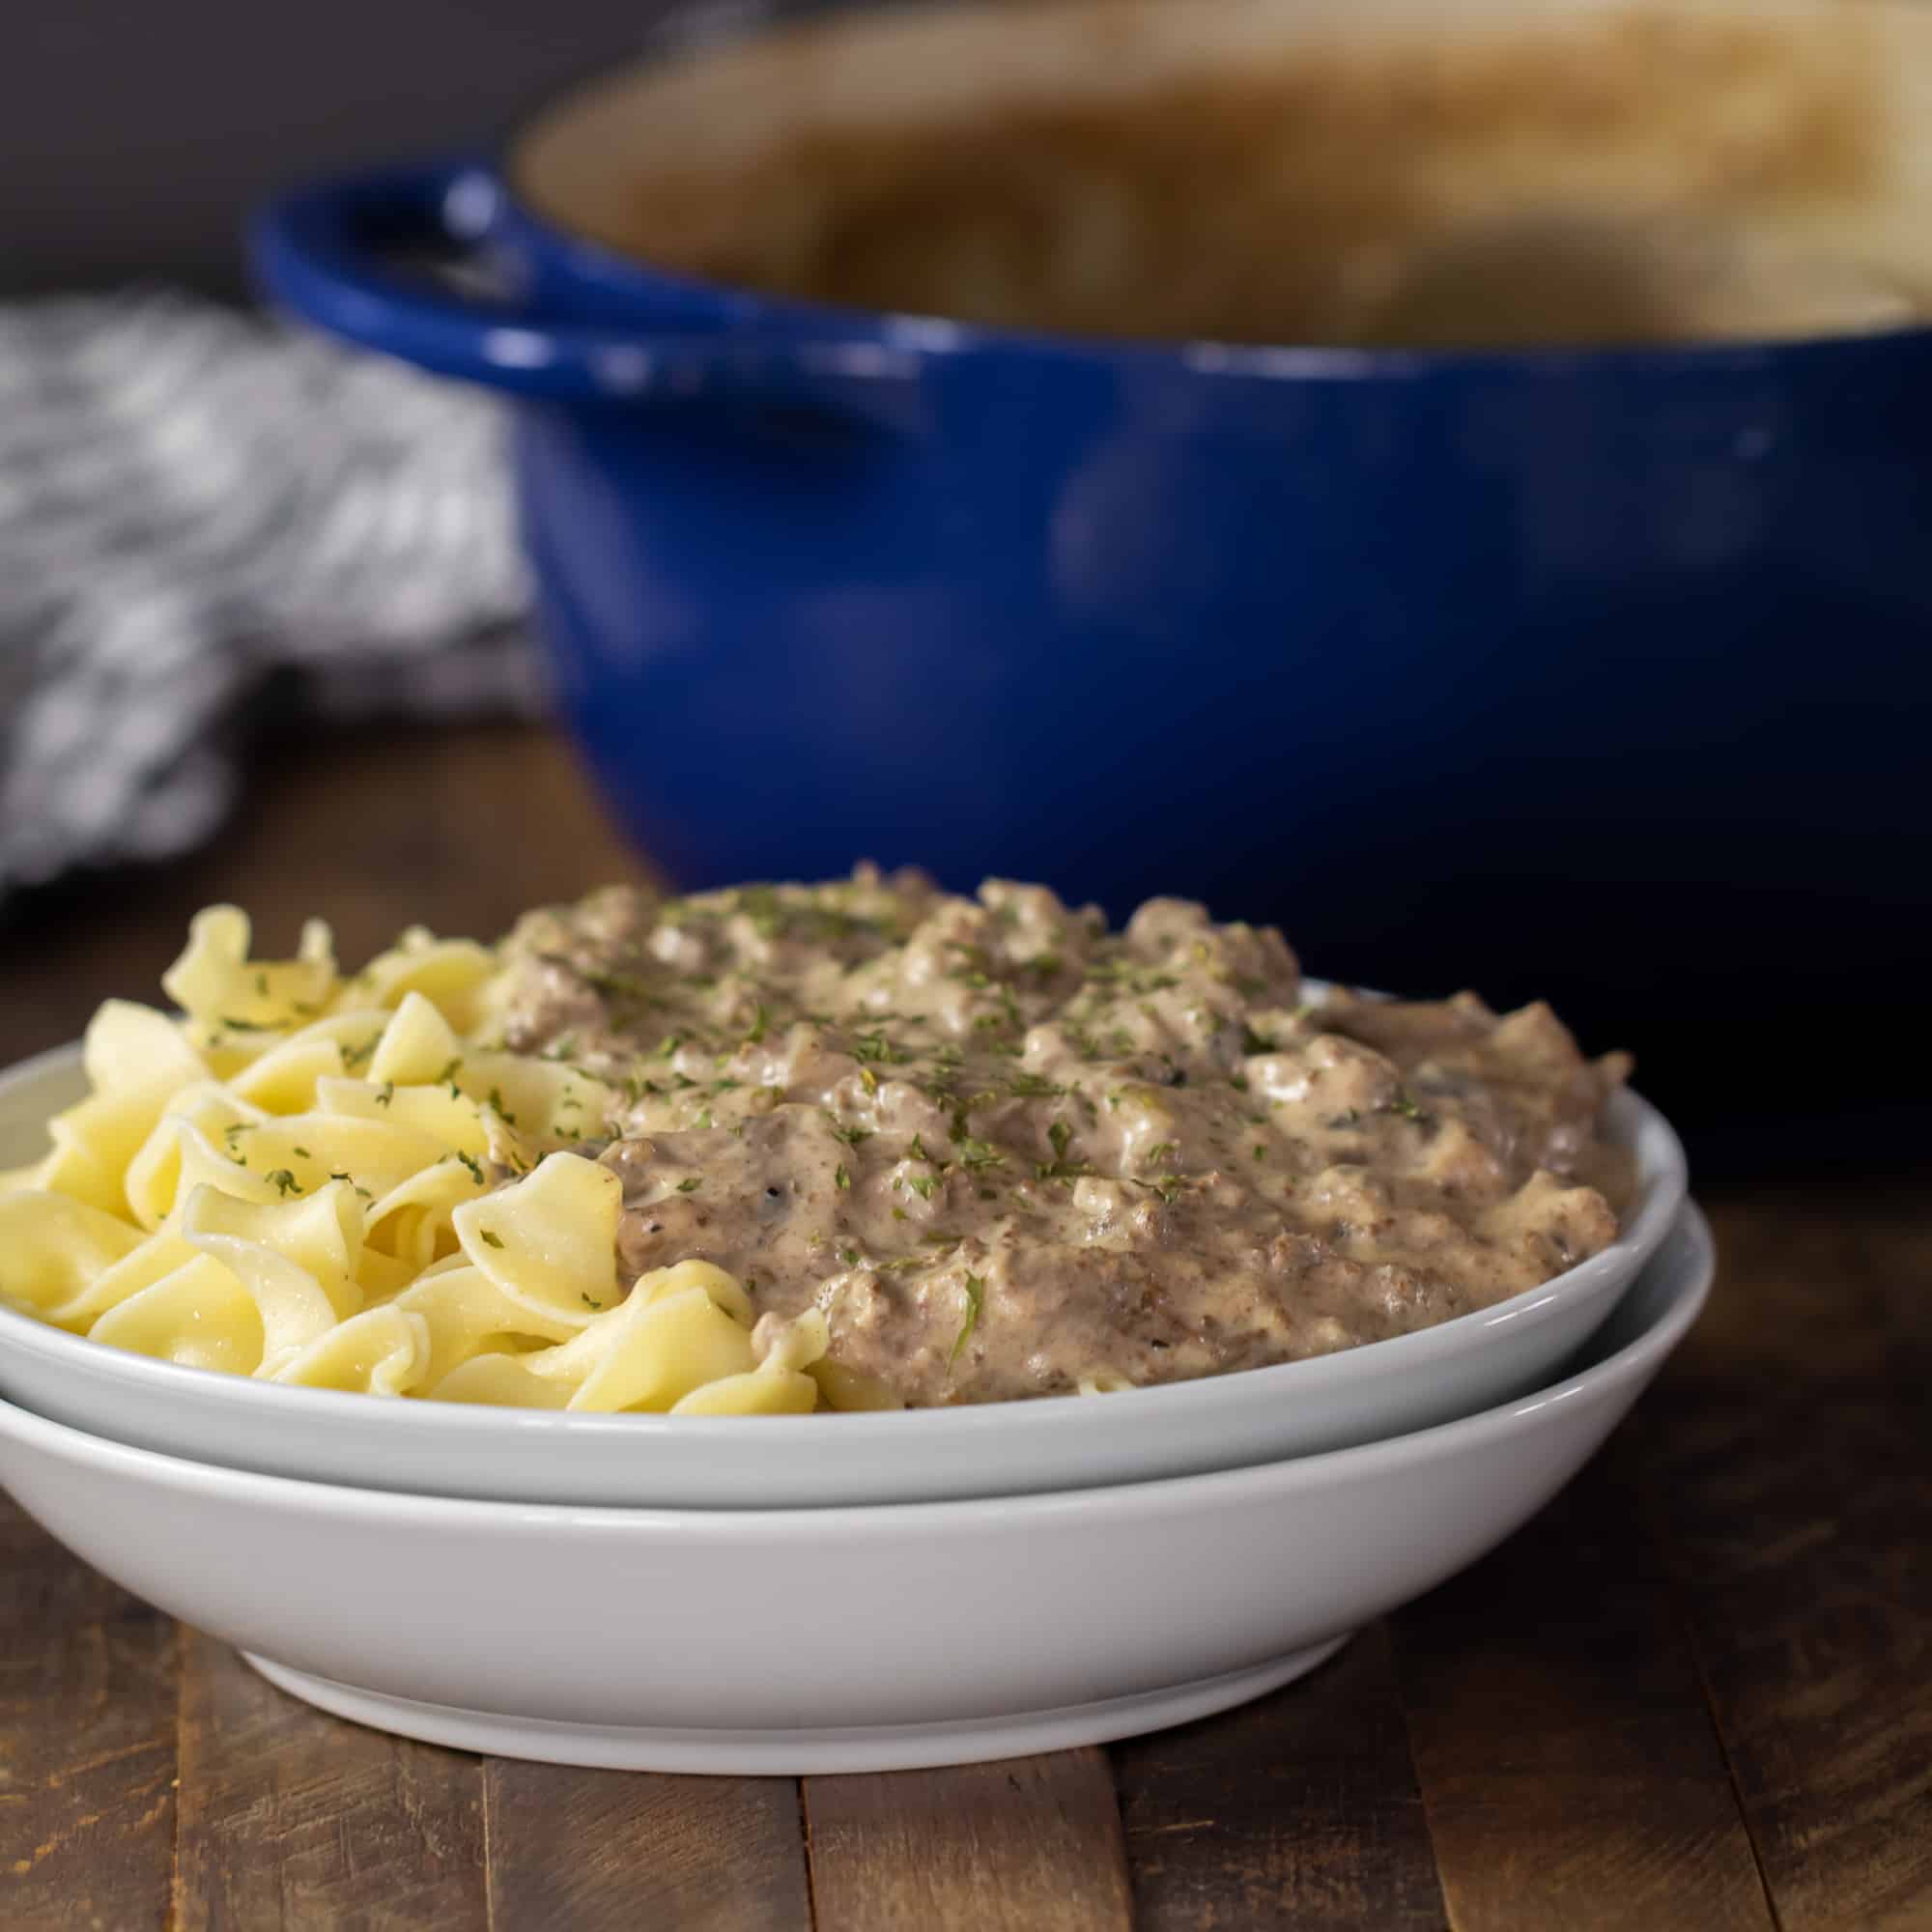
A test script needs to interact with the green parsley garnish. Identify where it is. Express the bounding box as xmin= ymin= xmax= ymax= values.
xmin=950 ymin=1273 xmax=985 ymax=1367
xmin=675 ymin=1177 xmax=701 ymax=1193
xmin=582 ymin=1293 xmax=605 ymax=1311
xmin=835 ymin=1162 xmax=850 ymax=1190
xmin=456 ymin=1151 xmax=485 ymax=1183
xmin=478 ymin=1229 xmax=504 ymax=1249
xmin=907 ymin=1172 xmax=939 ymax=1202
xmin=1034 ymin=1160 xmax=1094 ymax=1184
xmin=1065 ymin=1025 xmax=1103 ymax=1062
xmin=581 ymin=967 xmax=657 ymax=1005
xmin=1007 ymin=1072 xmax=1065 ymax=1098
xmin=1047 ymin=1121 xmax=1072 ymax=1164
xmin=374 ymin=1081 xmax=394 ymax=1107
xmin=265 ymin=1168 xmax=299 ymax=1198
xmin=1083 ymin=961 xmax=1179 ymax=995
xmin=488 ymin=1087 xmax=518 ymax=1124
xmin=746 ymin=1002 xmax=771 ymax=1045
xmin=838 ymin=1245 xmax=861 ymax=1268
